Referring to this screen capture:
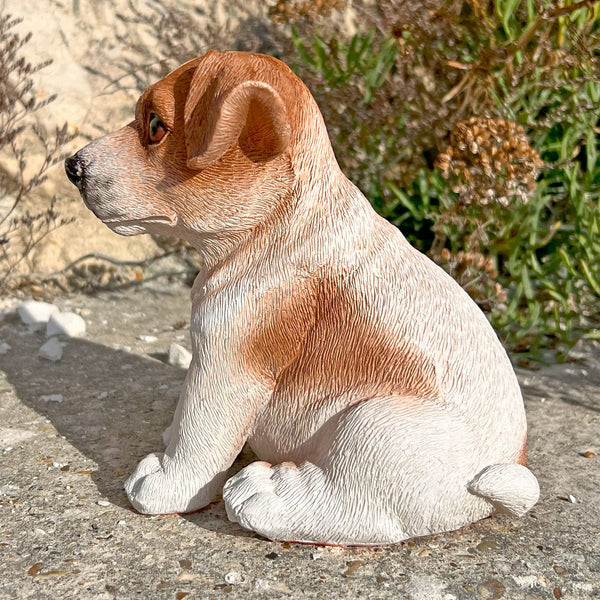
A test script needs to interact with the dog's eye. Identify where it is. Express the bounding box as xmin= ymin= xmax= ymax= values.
xmin=148 ymin=113 xmax=167 ymax=145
